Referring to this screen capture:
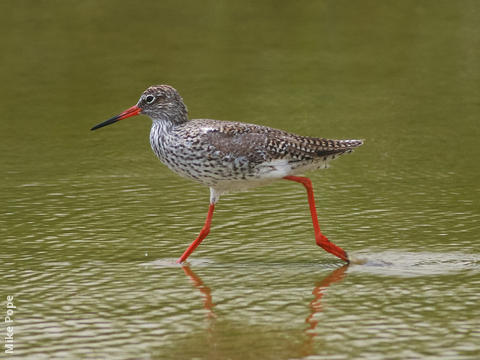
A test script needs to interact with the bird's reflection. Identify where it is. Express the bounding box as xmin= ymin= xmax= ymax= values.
xmin=181 ymin=264 xmax=348 ymax=358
